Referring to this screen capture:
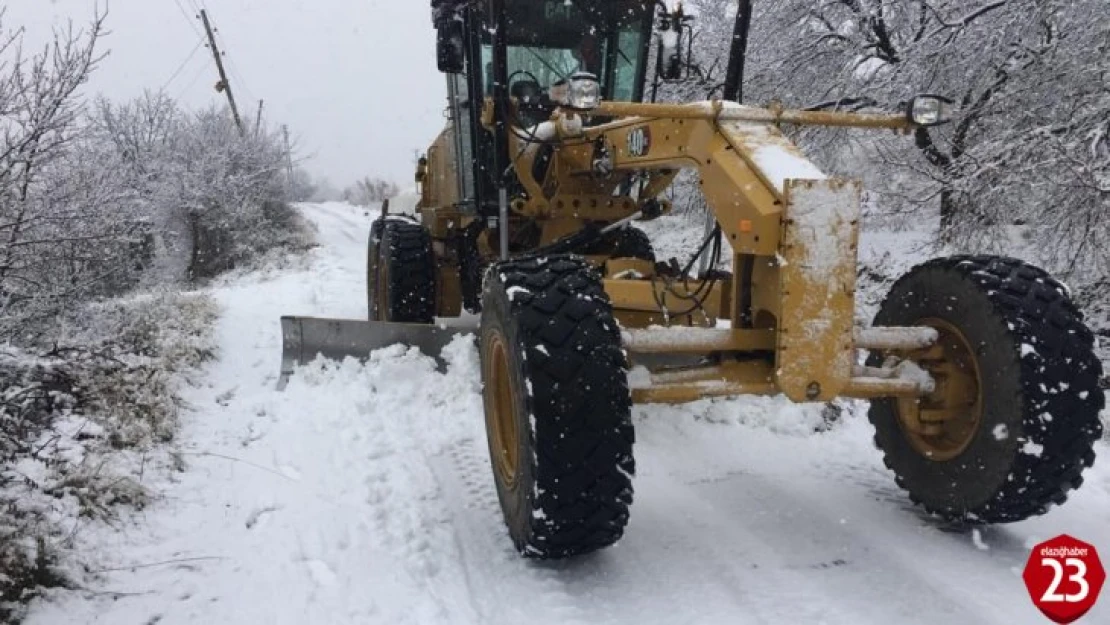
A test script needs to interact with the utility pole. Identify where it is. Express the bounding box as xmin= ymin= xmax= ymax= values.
xmin=199 ymin=9 xmax=245 ymax=136
xmin=283 ymin=124 xmax=296 ymax=195
xmin=255 ymin=99 xmax=265 ymax=134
